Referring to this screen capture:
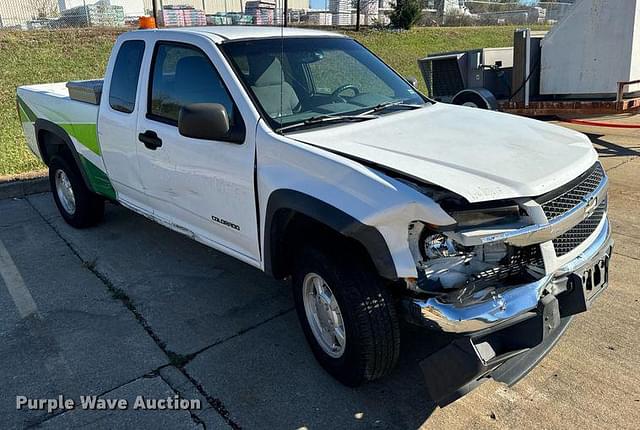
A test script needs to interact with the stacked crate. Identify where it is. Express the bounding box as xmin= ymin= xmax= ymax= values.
xmin=161 ymin=6 xmax=183 ymax=27
xmin=181 ymin=7 xmax=207 ymax=26
xmin=207 ymin=14 xmax=234 ymax=25
xmin=245 ymin=1 xmax=276 ymax=25
xmin=60 ymin=3 xmax=125 ymax=27
xmin=161 ymin=5 xmax=206 ymax=27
